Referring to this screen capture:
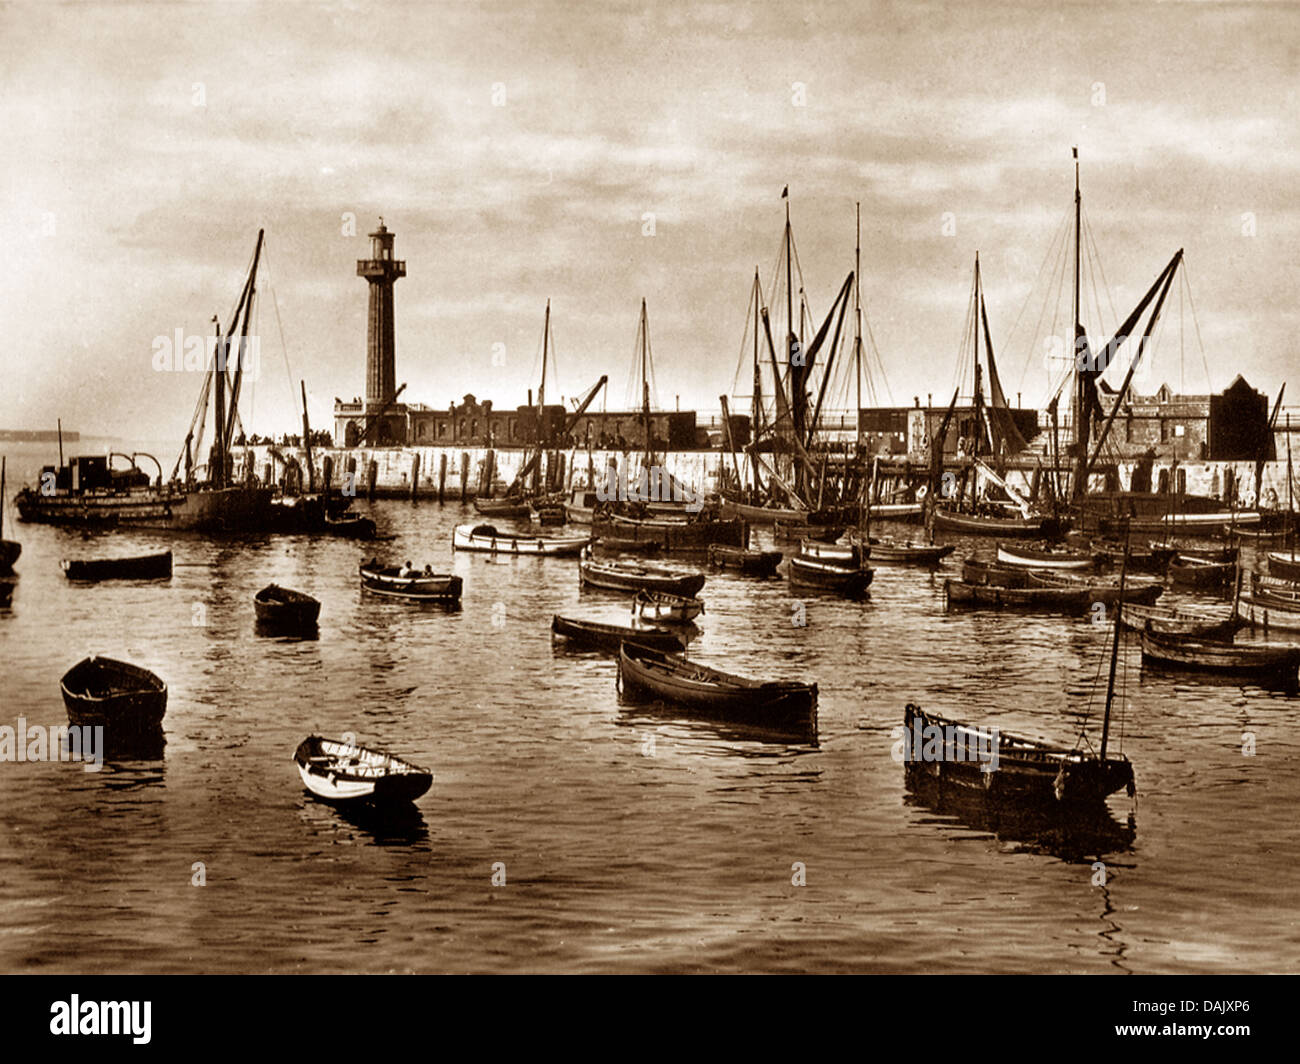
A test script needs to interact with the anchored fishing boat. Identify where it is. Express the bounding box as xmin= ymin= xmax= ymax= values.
xmin=359 ymin=561 xmax=462 ymax=602
xmin=618 ymin=642 xmax=817 ymax=742
xmin=706 ymin=545 xmax=782 ymax=576
xmin=62 ymin=550 xmax=173 ymax=582
xmin=550 ymin=614 xmax=690 ymax=653
xmin=908 ymin=535 xmax=1138 ymax=805
xmin=452 ymin=523 xmax=590 ymax=555
xmin=16 ymin=234 xmax=275 ymax=532
xmin=293 ymin=736 xmax=432 ymax=806
xmin=254 ymin=584 xmax=320 ymax=628
xmin=60 ymin=655 xmax=167 ymax=734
